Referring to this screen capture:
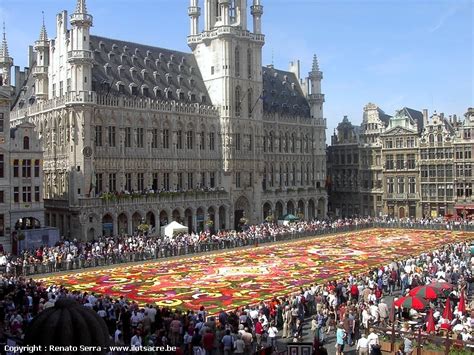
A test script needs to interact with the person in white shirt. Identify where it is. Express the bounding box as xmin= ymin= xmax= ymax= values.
xmin=267 ymin=323 xmax=278 ymax=349
xmin=130 ymin=330 xmax=142 ymax=349
xmin=367 ymin=329 xmax=379 ymax=350
xmin=356 ymin=333 xmax=369 ymax=355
